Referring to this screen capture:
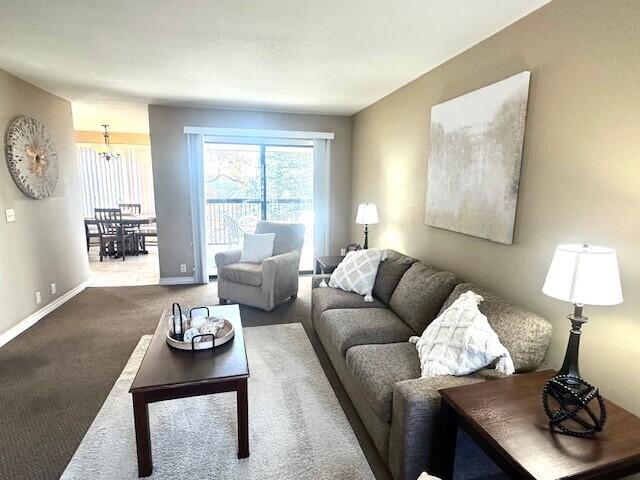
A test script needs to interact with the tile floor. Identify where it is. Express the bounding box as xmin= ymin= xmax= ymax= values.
xmin=88 ymin=245 xmax=160 ymax=287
